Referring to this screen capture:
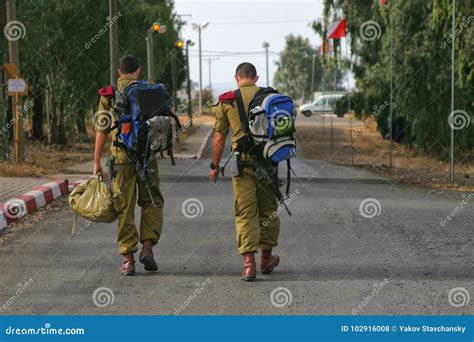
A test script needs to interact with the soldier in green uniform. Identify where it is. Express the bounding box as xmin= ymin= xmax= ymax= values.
xmin=209 ymin=62 xmax=281 ymax=282
xmin=93 ymin=55 xmax=164 ymax=276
